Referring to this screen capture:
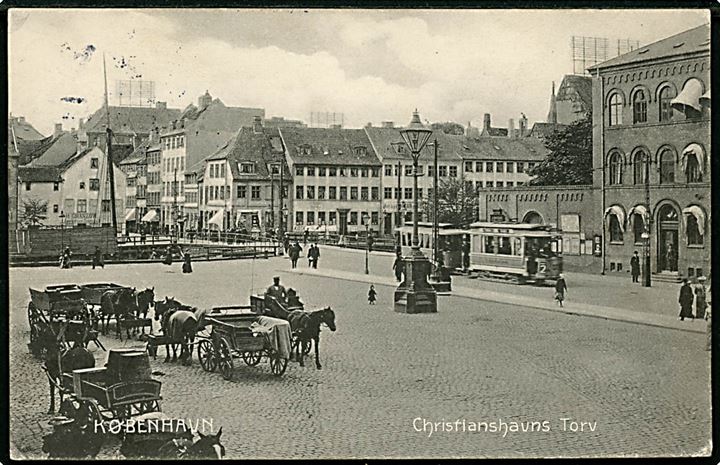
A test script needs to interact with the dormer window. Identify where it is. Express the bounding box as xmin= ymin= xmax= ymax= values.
xmin=395 ymin=144 xmax=405 ymax=154
xmin=238 ymin=162 xmax=255 ymax=174
xmin=354 ymin=146 xmax=367 ymax=156
xmin=269 ymin=163 xmax=280 ymax=175
xmin=298 ymin=145 xmax=312 ymax=156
